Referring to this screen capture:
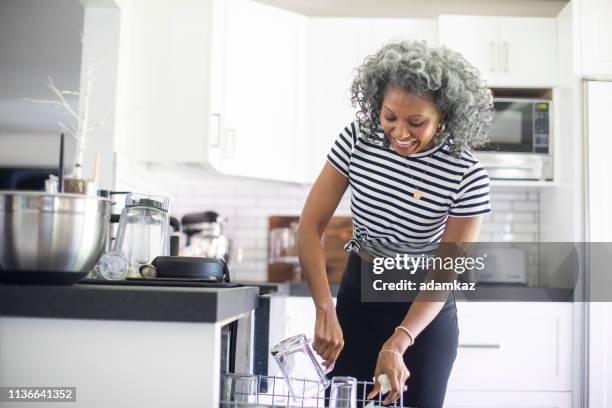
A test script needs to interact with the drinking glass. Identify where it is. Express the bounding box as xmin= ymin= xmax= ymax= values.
xmin=95 ymin=251 xmax=129 ymax=280
xmin=221 ymin=373 xmax=258 ymax=406
xmin=270 ymin=334 xmax=333 ymax=400
xmin=329 ymin=376 xmax=357 ymax=408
